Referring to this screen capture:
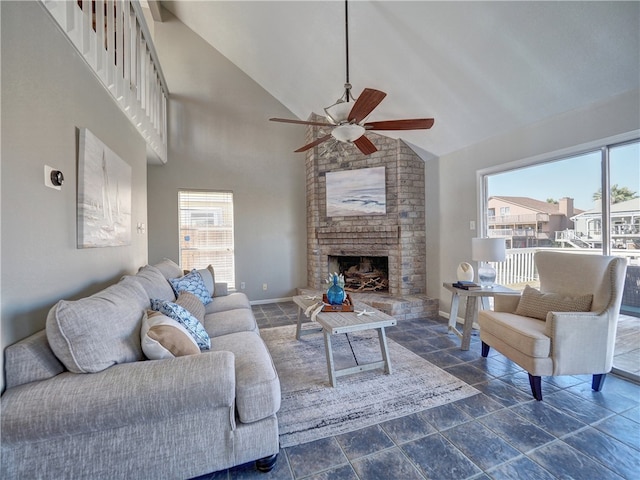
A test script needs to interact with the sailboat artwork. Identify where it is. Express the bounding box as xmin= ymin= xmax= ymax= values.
xmin=77 ymin=128 xmax=132 ymax=248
